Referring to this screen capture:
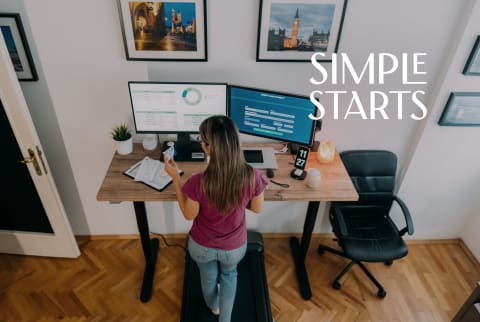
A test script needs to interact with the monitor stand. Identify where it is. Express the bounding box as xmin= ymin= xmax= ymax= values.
xmin=160 ymin=133 xmax=206 ymax=162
